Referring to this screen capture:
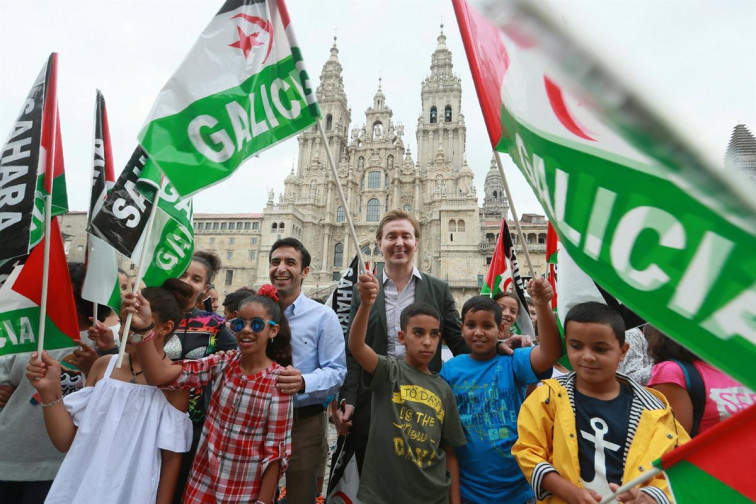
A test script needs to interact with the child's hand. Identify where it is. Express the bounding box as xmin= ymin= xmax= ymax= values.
xmin=121 ymin=290 xmax=154 ymax=329
xmin=87 ymin=319 xmax=116 ymax=350
xmin=356 ymin=271 xmax=379 ymax=307
xmin=70 ymin=340 xmax=99 ymax=375
xmin=26 ymin=351 xmax=62 ymax=396
xmin=608 ymin=483 xmax=653 ymax=503
xmin=527 ymin=277 xmax=553 ymax=307
xmin=567 ymin=487 xmax=601 ymax=504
